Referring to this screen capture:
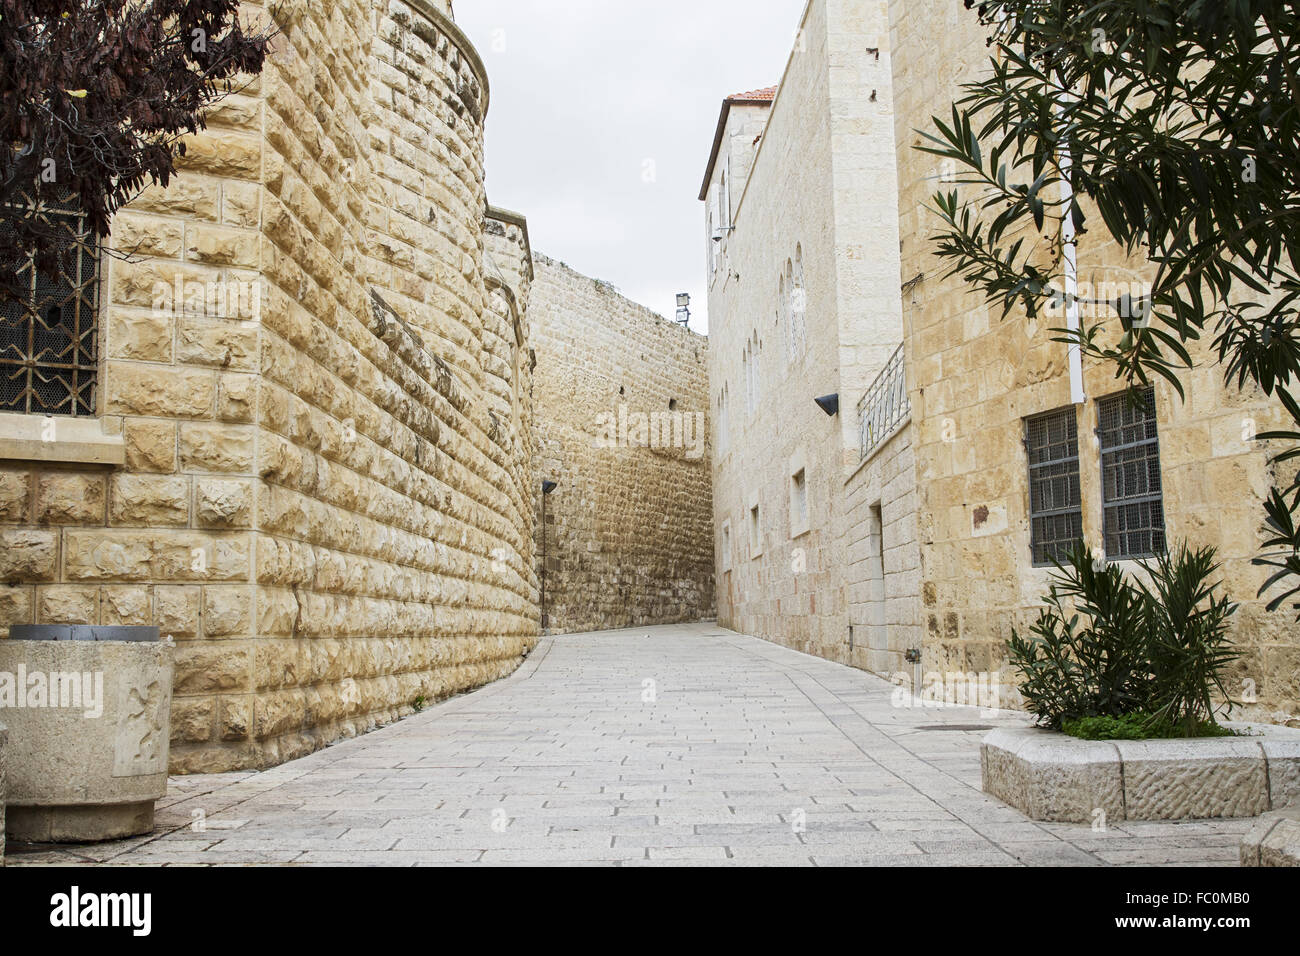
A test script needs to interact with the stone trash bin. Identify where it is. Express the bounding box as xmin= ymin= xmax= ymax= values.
xmin=0 ymin=626 xmax=173 ymax=843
